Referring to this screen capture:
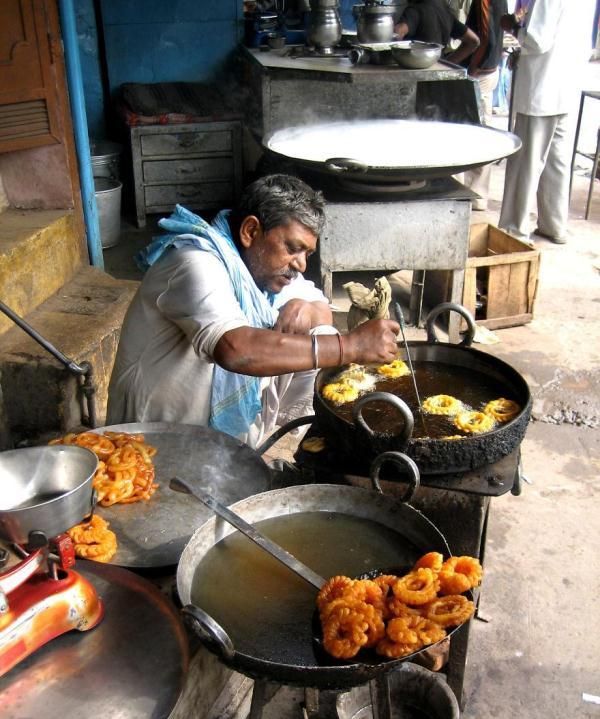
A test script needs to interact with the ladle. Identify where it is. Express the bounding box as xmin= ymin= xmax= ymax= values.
xmin=169 ymin=477 xmax=326 ymax=590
